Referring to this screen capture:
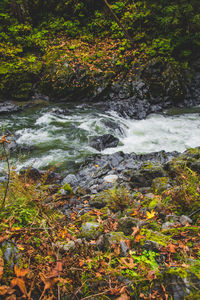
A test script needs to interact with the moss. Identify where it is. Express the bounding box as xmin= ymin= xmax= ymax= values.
xmin=162 ymin=226 xmax=200 ymax=237
xmin=62 ymin=183 xmax=73 ymax=194
xmin=140 ymin=229 xmax=173 ymax=246
xmin=151 ymin=177 xmax=171 ymax=194
xmin=166 ymin=267 xmax=188 ymax=278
